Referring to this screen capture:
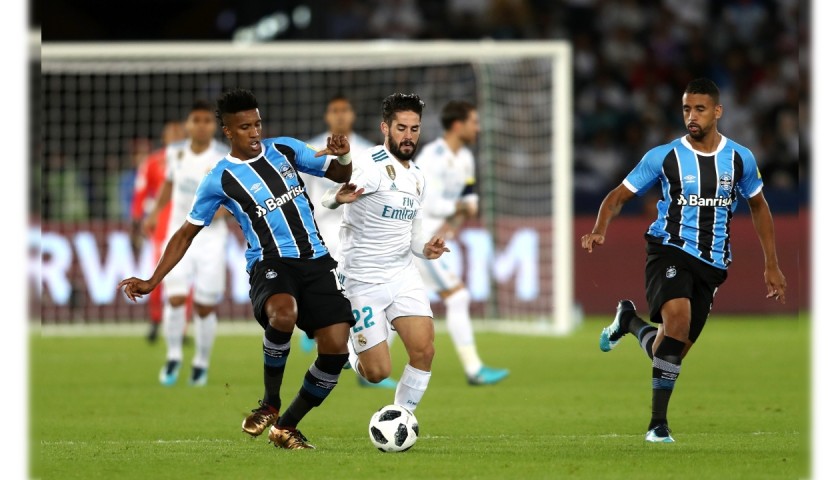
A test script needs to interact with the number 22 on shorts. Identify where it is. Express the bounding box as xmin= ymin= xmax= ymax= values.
xmin=352 ymin=306 xmax=374 ymax=333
